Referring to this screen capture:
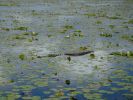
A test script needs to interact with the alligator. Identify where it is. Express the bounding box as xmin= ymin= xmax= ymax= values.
xmin=37 ymin=50 xmax=94 ymax=58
